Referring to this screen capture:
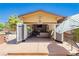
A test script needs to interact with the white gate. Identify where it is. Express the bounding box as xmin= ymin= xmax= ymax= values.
xmin=55 ymin=33 xmax=64 ymax=43
xmin=16 ymin=24 xmax=27 ymax=43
